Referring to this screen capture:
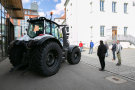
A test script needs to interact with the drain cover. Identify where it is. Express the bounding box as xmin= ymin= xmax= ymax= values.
xmin=106 ymin=76 xmax=127 ymax=84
